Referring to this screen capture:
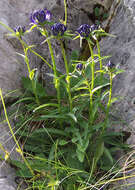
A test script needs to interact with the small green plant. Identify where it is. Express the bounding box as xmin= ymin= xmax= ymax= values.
xmin=0 ymin=1 xmax=129 ymax=190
